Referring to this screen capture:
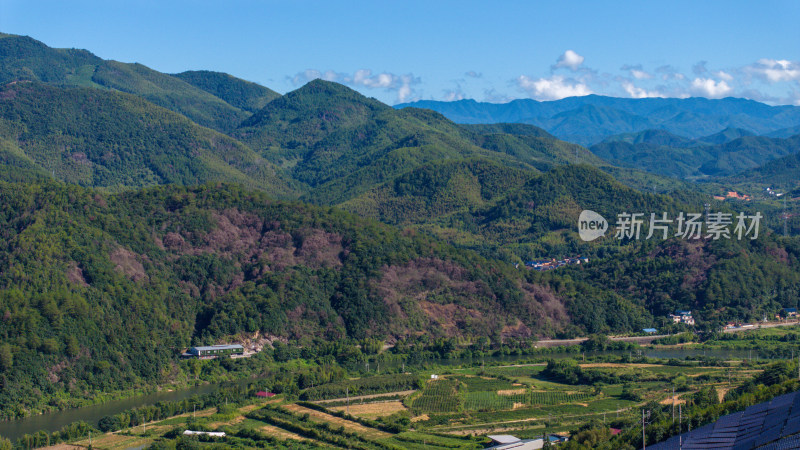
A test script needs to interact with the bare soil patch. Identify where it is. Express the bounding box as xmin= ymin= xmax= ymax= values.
xmin=330 ymin=400 xmax=407 ymax=418
xmin=498 ymin=388 xmax=527 ymax=396
xmin=259 ymin=424 xmax=310 ymax=441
